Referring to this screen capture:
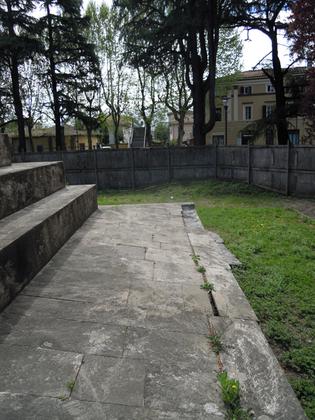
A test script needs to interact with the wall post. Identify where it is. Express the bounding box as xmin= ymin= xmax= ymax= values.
xmin=247 ymin=143 xmax=251 ymax=184
xmin=168 ymin=146 xmax=172 ymax=182
xmin=286 ymin=142 xmax=291 ymax=196
xmin=130 ymin=148 xmax=136 ymax=190
xmin=214 ymin=143 xmax=218 ymax=179
xmin=94 ymin=149 xmax=99 ymax=190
